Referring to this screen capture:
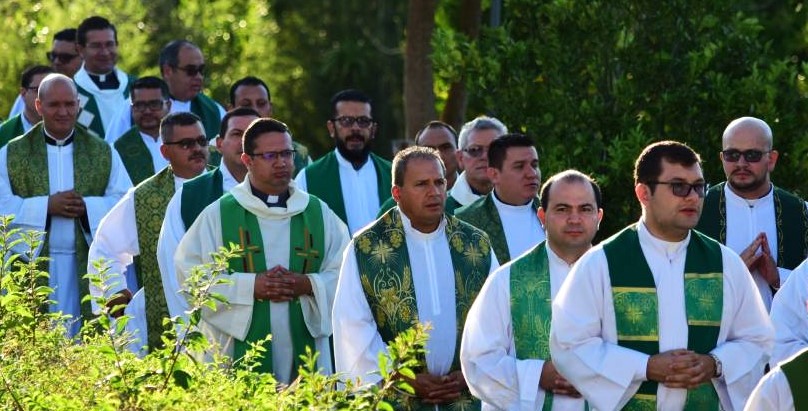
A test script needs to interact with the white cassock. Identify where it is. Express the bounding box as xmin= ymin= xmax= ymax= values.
xmin=87 ymin=172 xmax=185 ymax=354
xmin=7 ymin=94 xmax=23 ymax=118
xmin=294 ymin=149 xmax=382 ymax=236
xmin=550 ymin=221 xmax=774 ymax=411
xmin=0 ymin=136 xmax=132 ymax=336
xmin=157 ymin=160 xmax=240 ymax=321
xmin=461 ymin=243 xmax=583 ymax=411
xmin=333 ymin=212 xmax=499 ymax=387
xmin=744 ymin=351 xmax=807 ymax=411
xmin=174 ymin=179 xmax=349 ymax=383
xmin=74 ymin=65 xmax=132 ymax=135
xmin=769 ymin=259 xmax=808 ymax=366
xmin=448 ymin=171 xmax=482 ymax=208
xmin=722 ymin=184 xmax=808 ymax=311
xmin=491 ymin=192 xmax=546 ymax=259
xmin=104 ymin=98 xmax=225 ymax=143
